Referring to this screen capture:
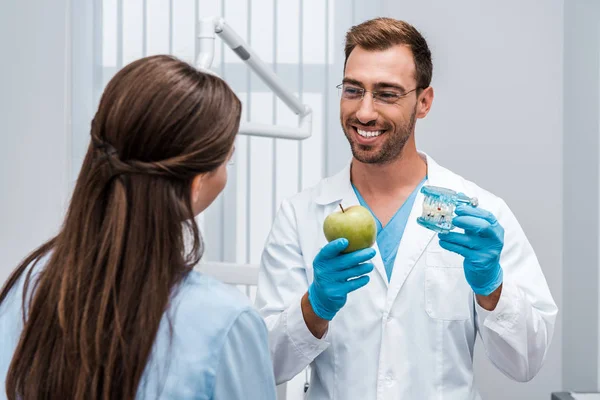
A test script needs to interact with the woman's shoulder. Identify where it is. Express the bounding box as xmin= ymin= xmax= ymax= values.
xmin=181 ymin=270 xmax=252 ymax=307
xmin=169 ymin=270 xmax=257 ymax=329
